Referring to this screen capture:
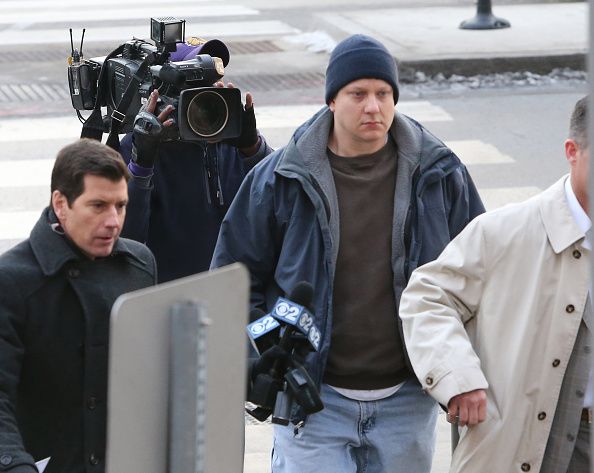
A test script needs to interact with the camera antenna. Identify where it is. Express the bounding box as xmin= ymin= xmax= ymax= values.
xmin=67 ymin=28 xmax=80 ymax=65
xmin=69 ymin=28 xmax=75 ymax=57
xmin=79 ymin=28 xmax=86 ymax=59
